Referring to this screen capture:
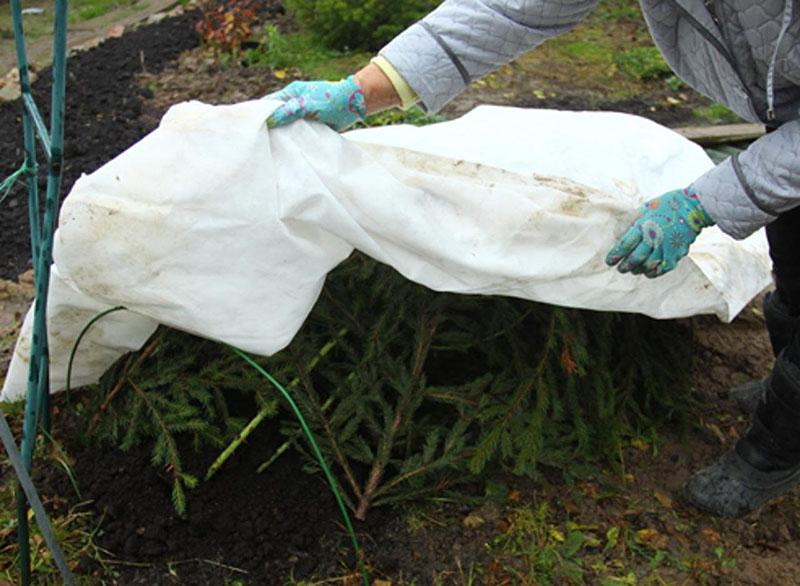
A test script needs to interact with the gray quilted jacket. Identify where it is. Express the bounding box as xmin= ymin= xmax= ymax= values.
xmin=380 ymin=0 xmax=800 ymax=240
